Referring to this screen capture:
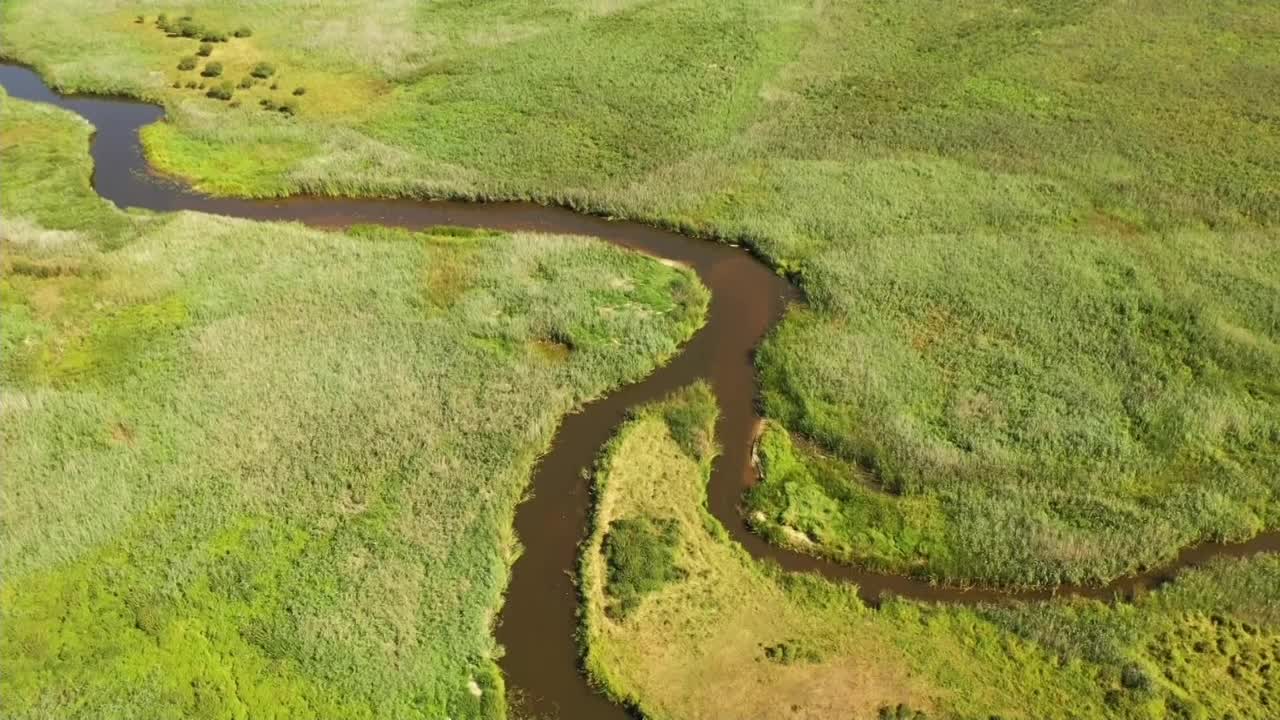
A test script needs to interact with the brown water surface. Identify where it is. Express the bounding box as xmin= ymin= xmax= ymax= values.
xmin=3 ymin=63 xmax=1276 ymax=720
